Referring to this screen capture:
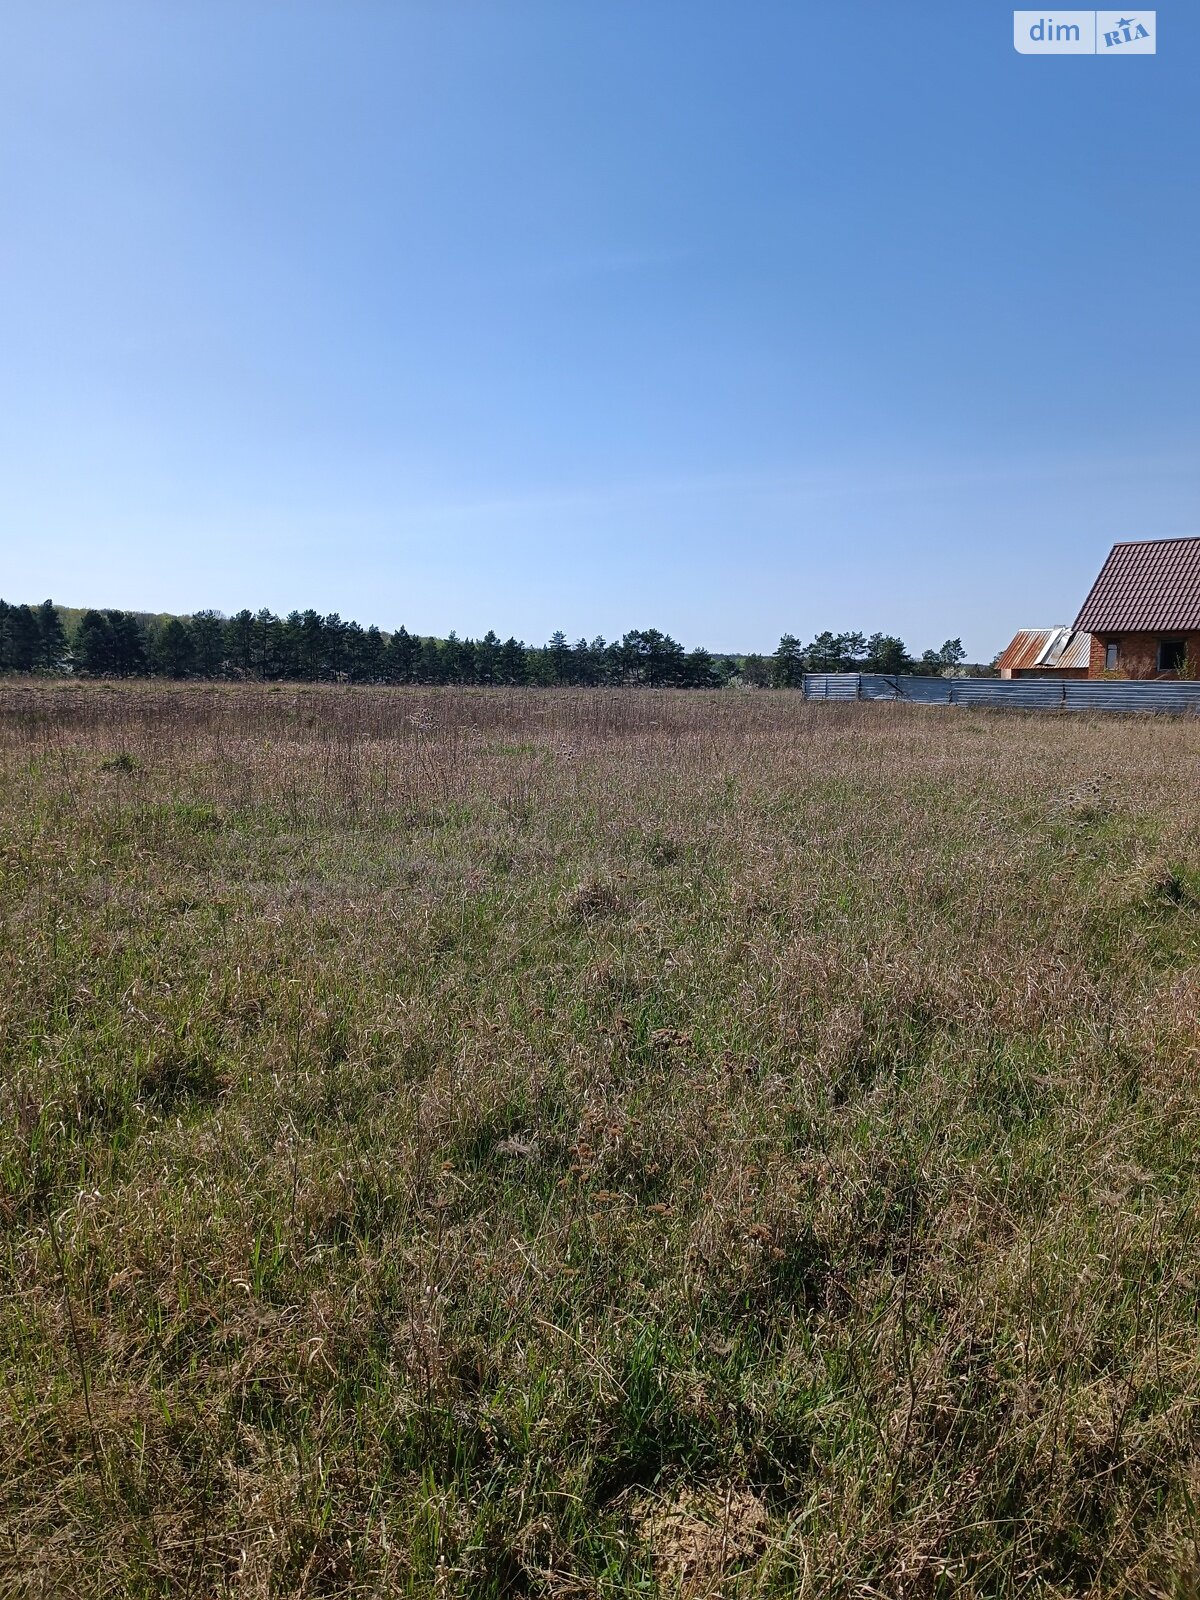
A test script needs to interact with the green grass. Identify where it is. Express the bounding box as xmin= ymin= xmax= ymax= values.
xmin=3 ymin=682 xmax=1200 ymax=1596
